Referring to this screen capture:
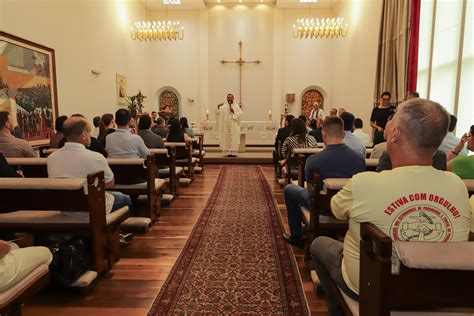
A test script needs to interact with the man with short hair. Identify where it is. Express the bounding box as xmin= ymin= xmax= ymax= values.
xmin=439 ymin=114 xmax=468 ymax=156
xmin=0 ymin=111 xmax=36 ymax=157
xmin=152 ymin=117 xmax=169 ymax=139
xmin=282 ymin=116 xmax=365 ymax=247
xmin=352 ymin=118 xmax=370 ymax=146
xmin=138 ymin=114 xmax=165 ymax=148
xmin=106 ymin=109 xmax=150 ymax=158
xmin=311 ymin=99 xmax=473 ymax=316
xmin=216 ymin=93 xmax=243 ymax=157
xmin=340 ymin=112 xmax=366 ymax=158
xmin=48 ymin=116 xmax=131 ymax=213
